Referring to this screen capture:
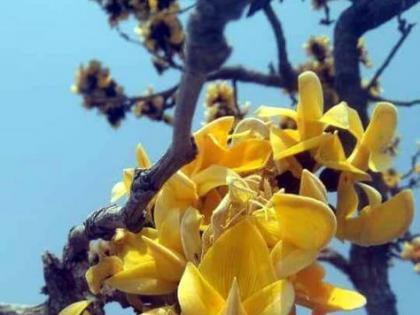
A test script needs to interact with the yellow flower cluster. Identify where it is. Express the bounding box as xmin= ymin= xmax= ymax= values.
xmin=61 ymin=71 xmax=414 ymax=315
xmin=71 ymin=60 xmax=126 ymax=127
xmin=401 ymin=236 xmax=420 ymax=272
xmin=204 ymin=82 xmax=248 ymax=123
